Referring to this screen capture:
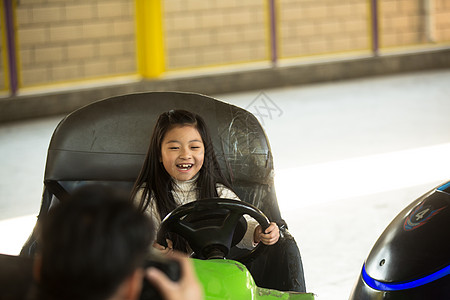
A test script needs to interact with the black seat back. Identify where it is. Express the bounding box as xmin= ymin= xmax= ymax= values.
xmin=21 ymin=92 xmax=305 ymax=292
xmin=42 ymin=91 xmax=280 ymax=220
